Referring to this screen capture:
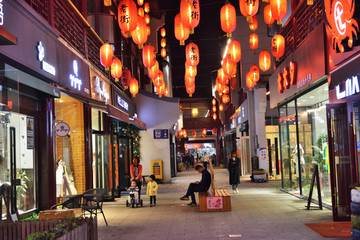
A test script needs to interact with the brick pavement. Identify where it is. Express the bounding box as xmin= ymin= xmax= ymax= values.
xmin=98 ymin=168 xmax=345 ymax=240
